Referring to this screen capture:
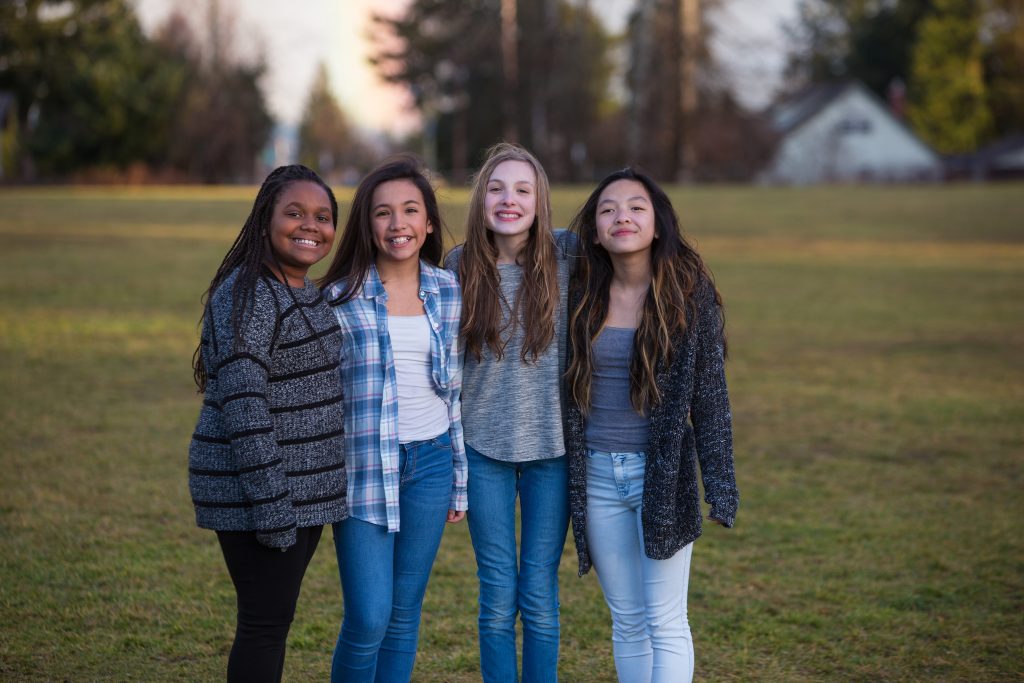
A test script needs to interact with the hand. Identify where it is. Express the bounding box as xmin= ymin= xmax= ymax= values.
xmin=447 ymin=509 xmax=465 ymax=524
xmin=707 ymin=516 xmax=726 ymax=526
